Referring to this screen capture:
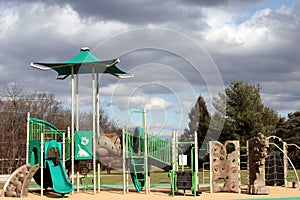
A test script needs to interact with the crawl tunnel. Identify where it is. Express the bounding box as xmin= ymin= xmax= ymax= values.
xmin=44 ymin=140 xmax=62 ymax=164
